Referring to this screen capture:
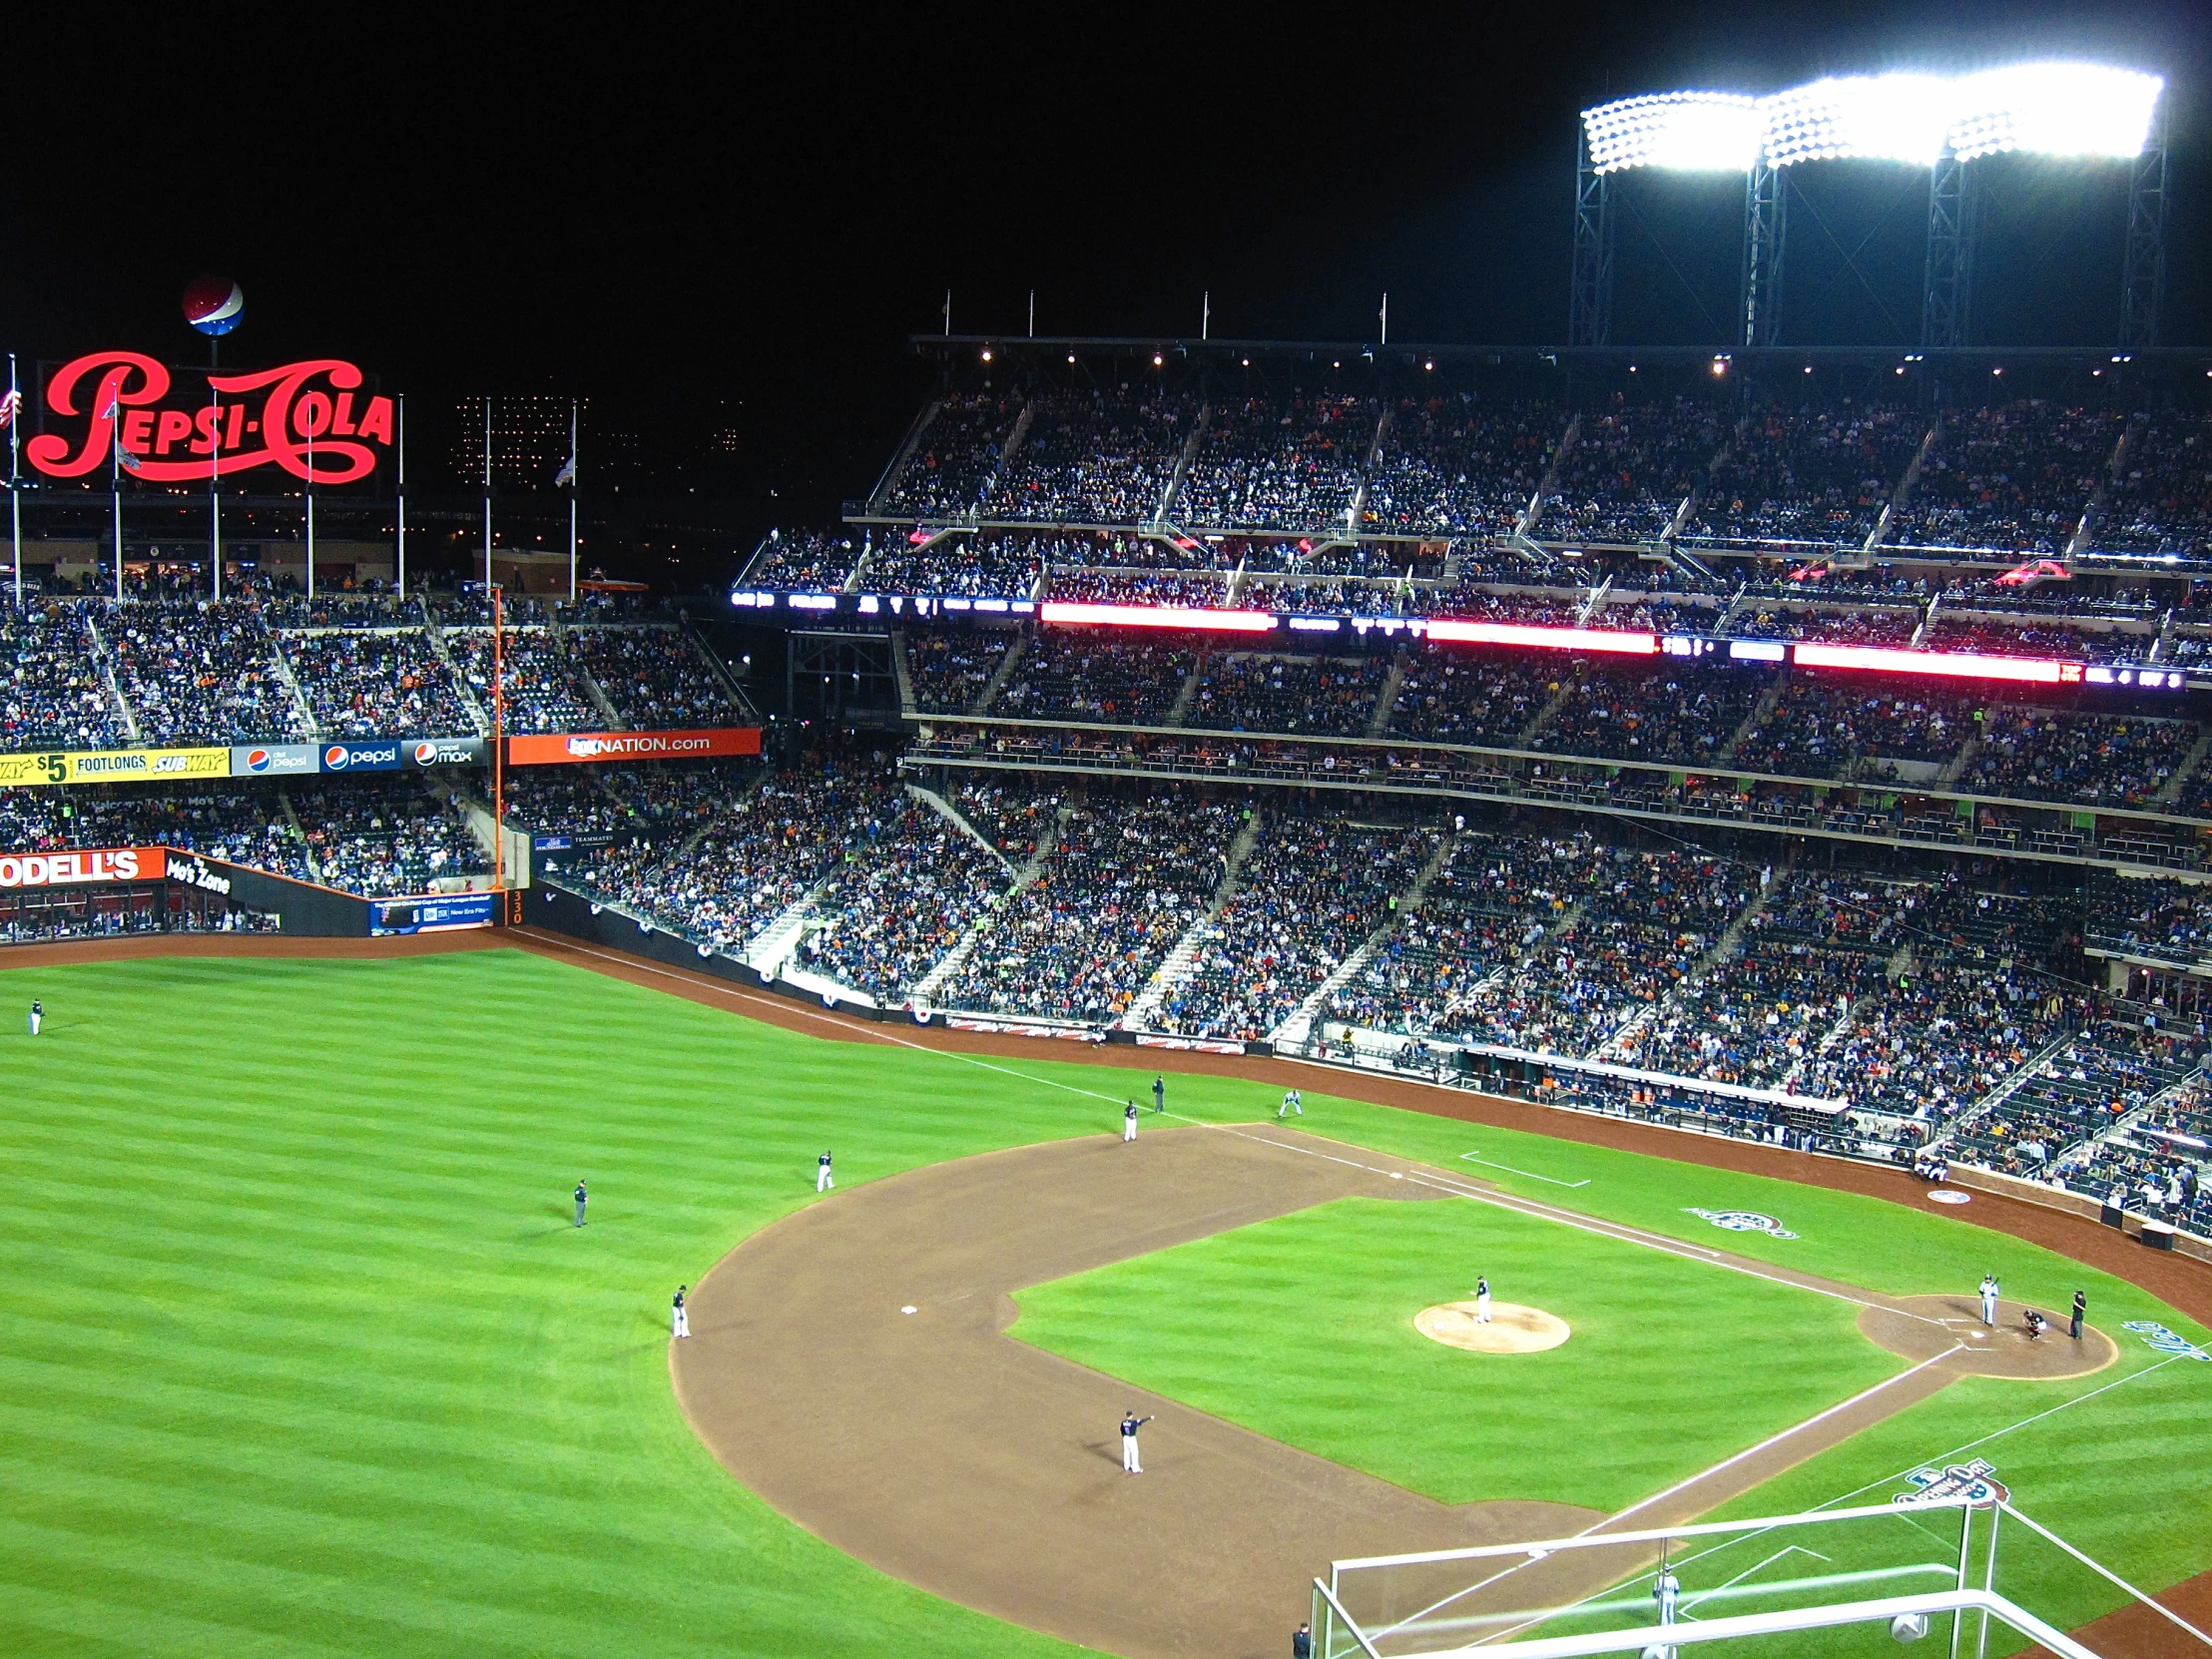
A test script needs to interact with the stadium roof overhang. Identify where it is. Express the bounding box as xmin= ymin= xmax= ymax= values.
xmin=910 ymin=336 xmax=2212 ymax=366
